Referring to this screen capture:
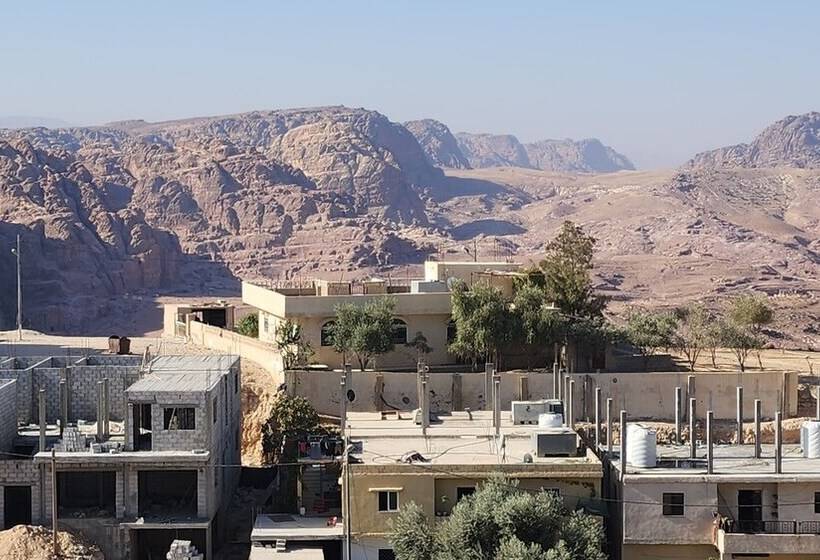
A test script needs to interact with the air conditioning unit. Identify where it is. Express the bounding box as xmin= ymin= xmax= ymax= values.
xmin=531 ymin=430 xmax=577 ymax=458
xmin=512 ymin=400 xmax=564 ymax=425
